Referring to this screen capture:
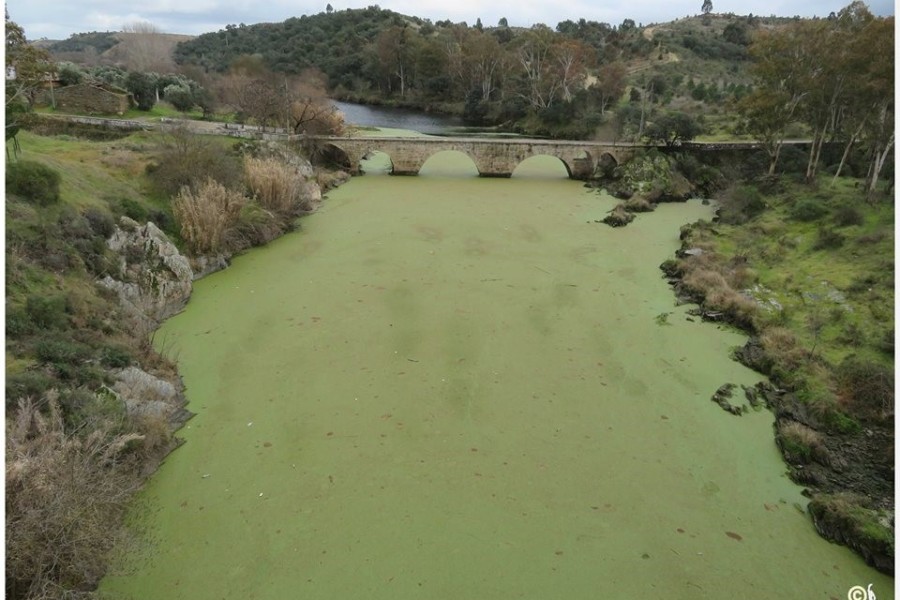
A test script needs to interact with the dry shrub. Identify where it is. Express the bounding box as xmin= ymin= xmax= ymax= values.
xmin=316 ymin=170 xmax=350 ymax=191
xmin=682 ymin=268 xmax=729 ymax=295
xmin=835 ymin=355 xmax=894 ymax=421
xmin=728 ymin=265 xmax=759 ymax=289
xmin=760 ymin=327 xmax=807 ymax=372
xmin=6 ymin=394 xmax=143 ymax=599
xmin=777 ymin=420 xmax=825 ymax=463
xmin=172 ymin=178 xmax=246 ymax=255
xmin=127 ymin=412 xmax=173 ymax=465
xmin=244 ymin=156 xmax=310 ymax=217
xmin=704 ymin=287 xmax=758 ymax=328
